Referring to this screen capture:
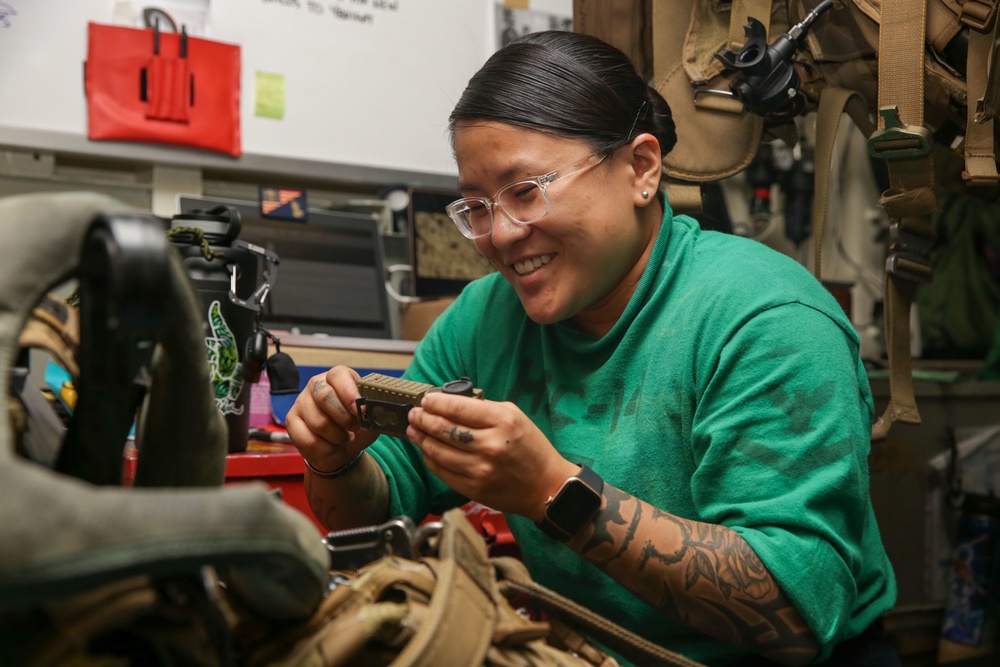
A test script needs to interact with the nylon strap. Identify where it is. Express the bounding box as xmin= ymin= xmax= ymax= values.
xmin=728 ymin=0 xmax=773 ymax=51
xmin=395 ymin=557 xmax=495 ymax=666
xmin=653 ymin=0 xmax=704 ymax=213
xmin=962 ymin=16 xmax=1000 ymax=184
xmin=869 ymin=0 xmax=938 ymax=441
xmin=979 ymin=38 xmax=1000 ymax=122
xmin=812 ymin=87 xmax=875 ymax=282
xmin=651 ymin=0 xmax=692 ymax=76
xmin=492 ymin=557 xmax=704 ymax=667
xmin=392 ymin=508 xmax=496 ymax=667
xmin=17 ymin=295 xmax=80 ymax=380
xmin=663 ymin=182 xmax=704 ymax=213
xmin=572 ymin=0 xmax=652 ymax=76
xmin=876 ymin=0 xmax=933 ymax=191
